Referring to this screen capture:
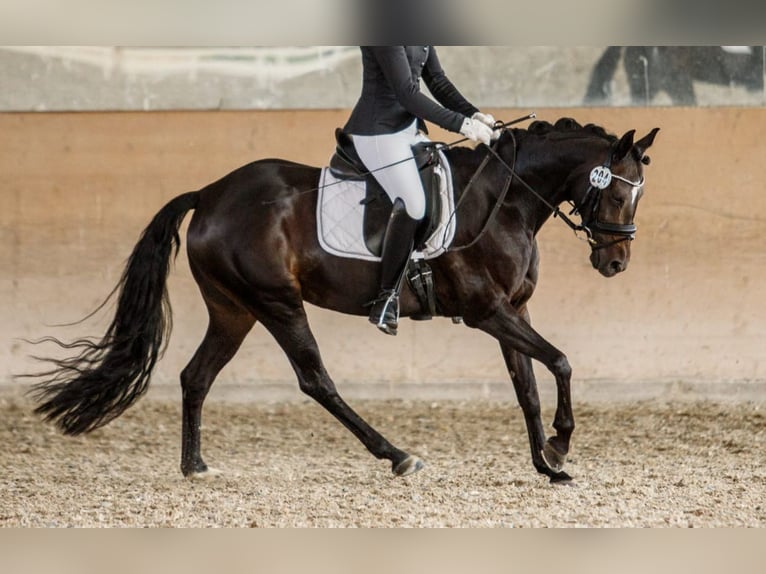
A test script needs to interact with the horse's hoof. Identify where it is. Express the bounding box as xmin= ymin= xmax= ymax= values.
xmin=393 ymin=455 xmax=424 ymax=477
xmin=549 ymin=471 xmax=575 ymax=485
xmin=542 ymin=441 xmax=567 ymax=473
xmin=187 ymin=467 xmax=223 ymax=481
